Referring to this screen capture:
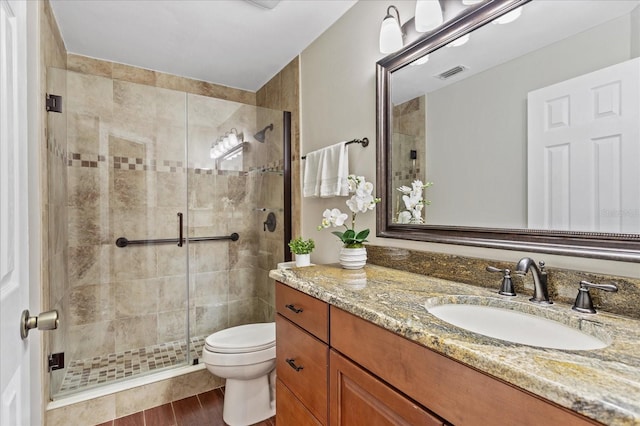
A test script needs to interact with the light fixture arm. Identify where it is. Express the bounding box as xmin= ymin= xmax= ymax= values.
xmin=385 ymin=6 xmax=403 ymax=33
